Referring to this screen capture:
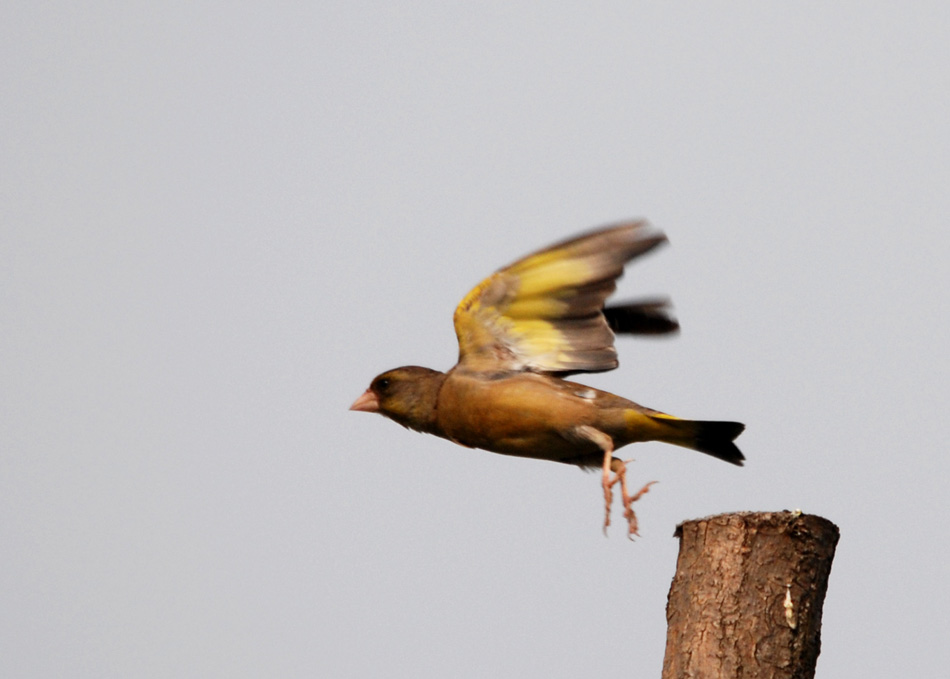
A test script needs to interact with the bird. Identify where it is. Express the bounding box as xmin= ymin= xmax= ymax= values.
xmin=350 ymin=220 xmax=744 ymax=538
